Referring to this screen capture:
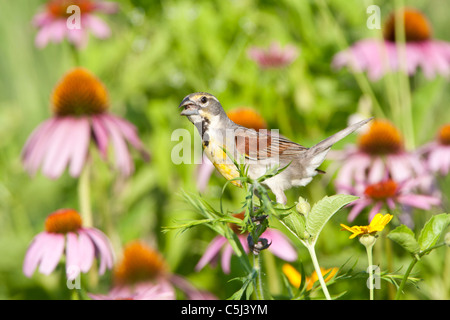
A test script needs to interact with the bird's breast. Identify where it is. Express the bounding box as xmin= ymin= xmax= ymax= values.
xmin=202 ymin=135 xmax=241 ymax=187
